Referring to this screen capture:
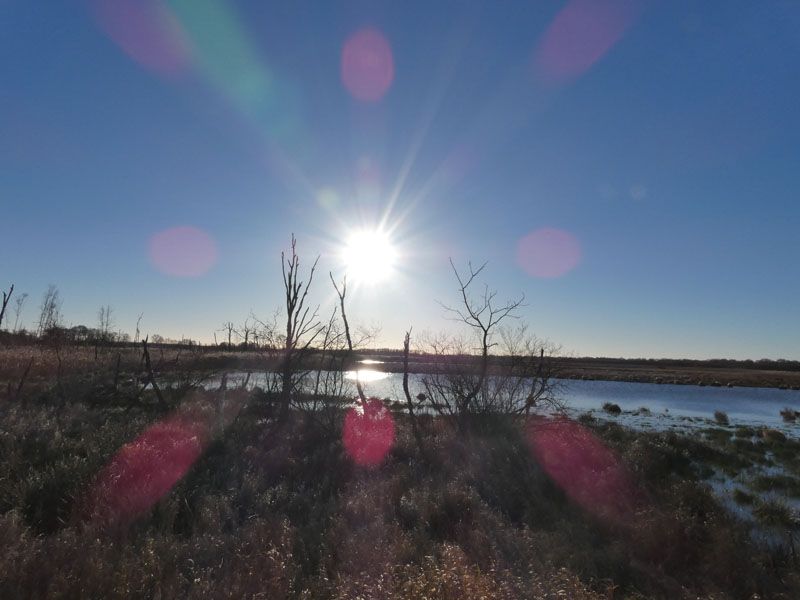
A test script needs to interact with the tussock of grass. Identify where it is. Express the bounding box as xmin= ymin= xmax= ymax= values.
xmin=703 ymin=427 xmax=733 ymax=444
xmin=733 ymin=488 xmax=756 ymax=506
xmin=735 ymin=425 xmax=757 ymax=438
xmin=753 ymin=499 xmax=800 ymax=530
xmin=713 ymin=410 xmax=730 ymax=426
xmin=749 ymin=474 xmax=800 ymax=498
xmin=761 ymin=428 xmax=788 ymax=444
